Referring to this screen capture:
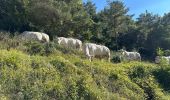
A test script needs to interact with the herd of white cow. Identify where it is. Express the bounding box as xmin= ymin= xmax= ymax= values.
xmin=19 ymin=31 xmax=168 ymax=63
